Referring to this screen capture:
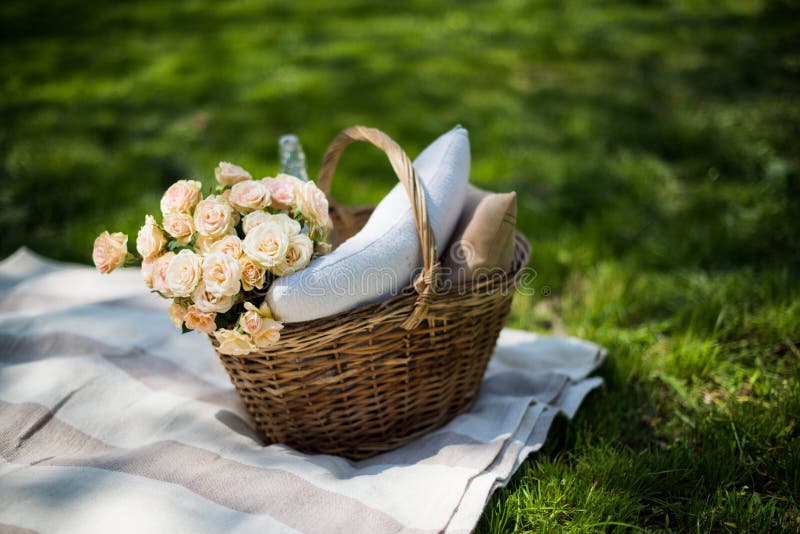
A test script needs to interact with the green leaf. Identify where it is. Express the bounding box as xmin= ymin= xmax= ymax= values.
xmin=167 ymin=239 xmax=194 ymax=253
xmin=214 ymin=306 xmax=242 ymax=330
